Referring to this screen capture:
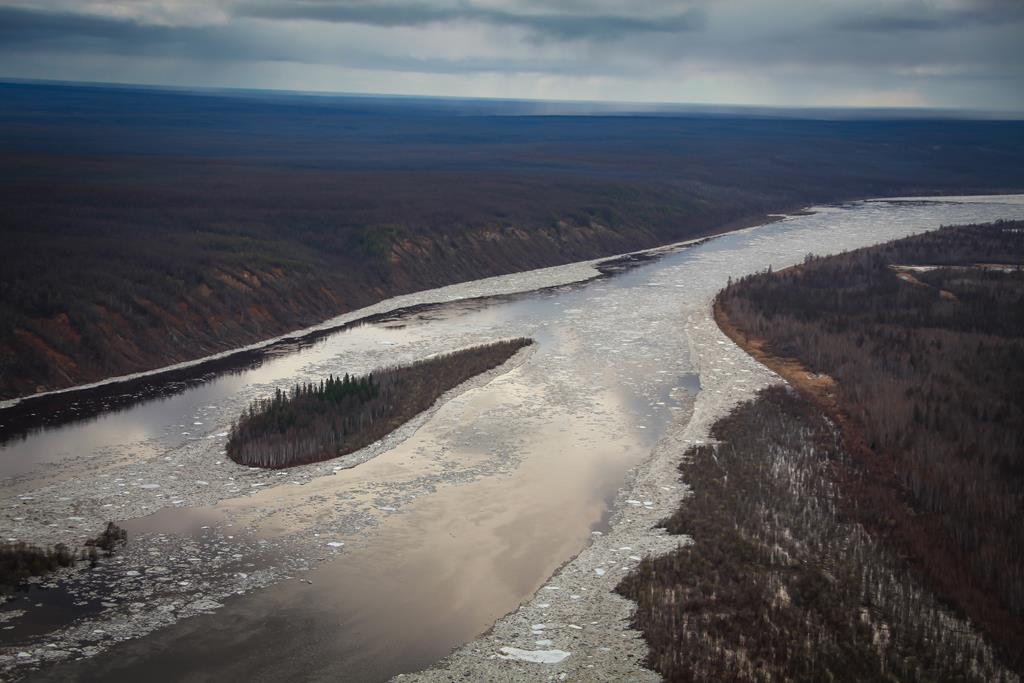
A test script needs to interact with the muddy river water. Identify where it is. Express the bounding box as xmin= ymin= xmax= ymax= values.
xmin=3 ymin=196 xmax=1024 ymax=681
